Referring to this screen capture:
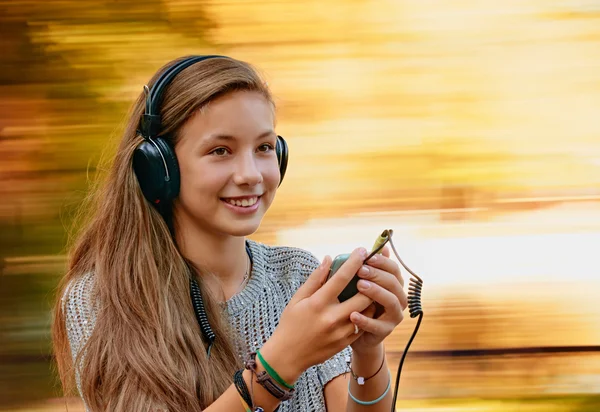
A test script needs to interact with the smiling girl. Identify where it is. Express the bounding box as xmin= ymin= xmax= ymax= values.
xmin=51 ymin=55 xmax=407 ymax=412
